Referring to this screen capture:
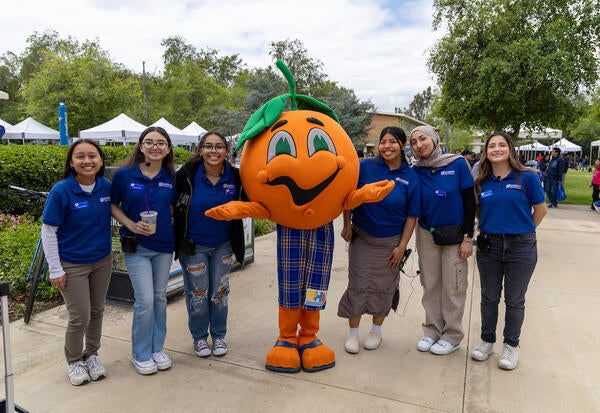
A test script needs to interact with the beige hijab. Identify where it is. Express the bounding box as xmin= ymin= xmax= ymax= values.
xmin=410 ymin=126 xmax=463 ymax=169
